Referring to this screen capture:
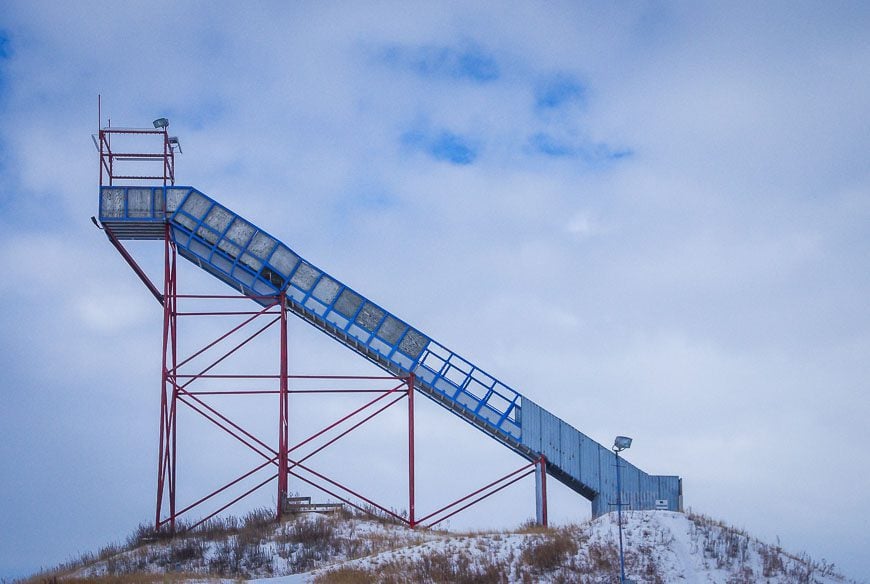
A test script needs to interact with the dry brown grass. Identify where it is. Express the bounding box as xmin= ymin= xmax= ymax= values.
xmin=312 ymin=566 xmax=375 ymax=584
xmin=520 ymin=527 xmax=579 ymax=573
xmin=18 ymin=573 xmax=211 ymax=584
xmin=314 ymin=547 xmax=509 ymax=584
